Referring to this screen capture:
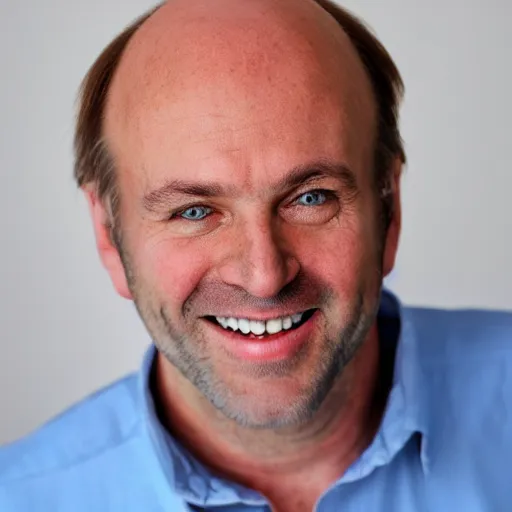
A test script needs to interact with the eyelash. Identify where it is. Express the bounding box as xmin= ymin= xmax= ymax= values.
xmin=169 ymin=205 xmax=212 ymax=221
xmin=169 ymin=189 xmax=339 ymax=222
xmin=293 ymin=189 xmax=339 ymax=206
